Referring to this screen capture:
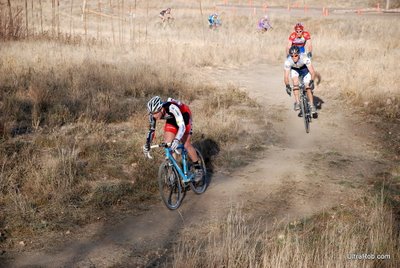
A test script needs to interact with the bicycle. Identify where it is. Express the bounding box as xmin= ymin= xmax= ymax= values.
xmin=257 ymin=21 xmax=273 ymax=34
xmin=146 ymin=143 xmax=207 ymax=210
xmin=298 ymin=77 xmax=317 ymax=133
xmin=155 ymin=17 xmax=175 ymax=29
xmin=209 ymin=21 xmax=221 ymax=30
xmin=257 ymin=27 xmax=273 ymax=34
